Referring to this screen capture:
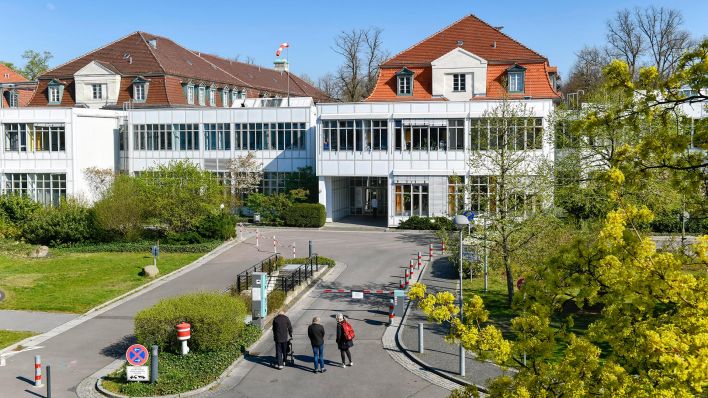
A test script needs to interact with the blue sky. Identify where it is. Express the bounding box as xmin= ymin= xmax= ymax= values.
xmin=0 ymin=0 xmax=706 ymax=81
